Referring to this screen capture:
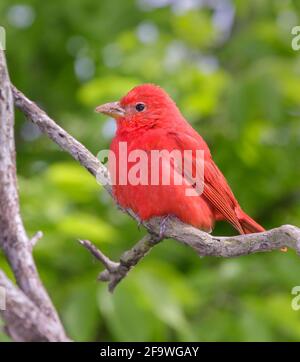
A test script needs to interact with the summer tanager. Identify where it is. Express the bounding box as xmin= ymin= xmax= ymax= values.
xmin=95 ymin=84 xmax=265 ymax=236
